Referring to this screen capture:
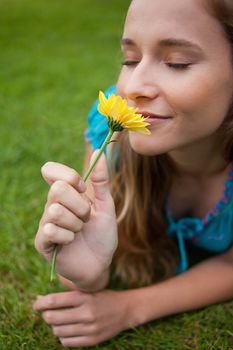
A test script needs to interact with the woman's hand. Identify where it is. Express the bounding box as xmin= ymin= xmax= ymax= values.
xmin=34 ymin=289 xmax=133 ymax=347
xmin=35 ymin=151 xmax=118 ymax=287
